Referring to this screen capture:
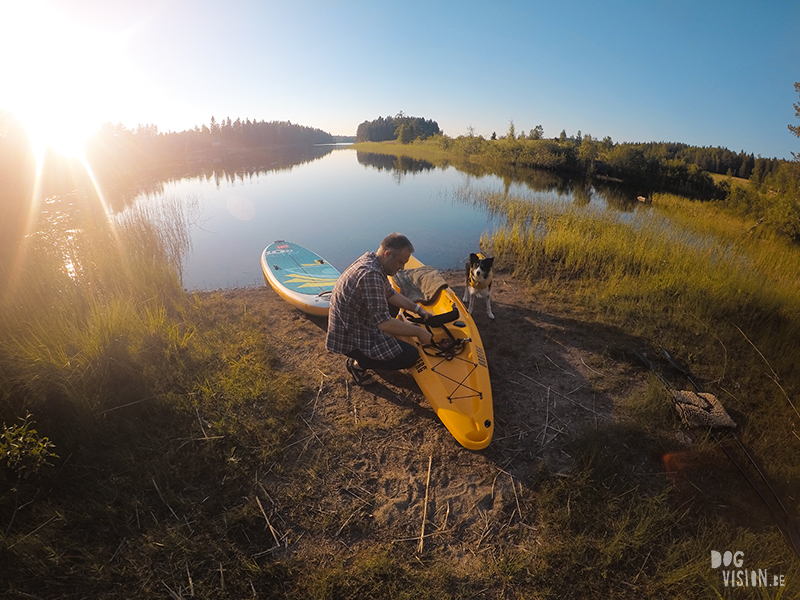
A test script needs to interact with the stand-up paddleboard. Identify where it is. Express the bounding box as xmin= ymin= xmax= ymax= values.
xmin=261 ymin=241 xmax=340 ymax=317
xmin=390 ymin=256 xmax=494 ymax=450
